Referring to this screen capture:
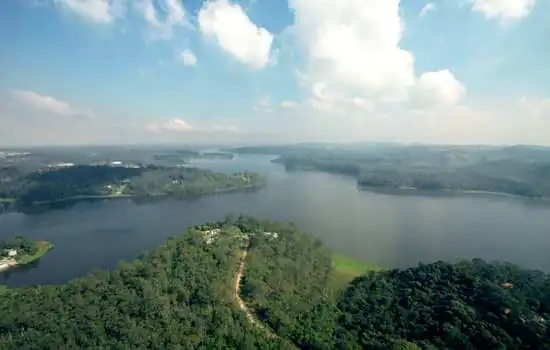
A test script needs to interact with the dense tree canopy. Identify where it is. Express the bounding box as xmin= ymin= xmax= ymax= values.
xmin=235 ymin=217 xmax=338 ymax=348
xmin=0 ymin=165 xmax=265 ymax=206
xmin=335 ymin=260 xmax=550 ymax=349
xmin=1 ymin=217 xmax=549 ymax=349
xmin=0 ymin=236 xmax=37 ymax=256
xmin=0 ymin=218 xmax=285 ymax=349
